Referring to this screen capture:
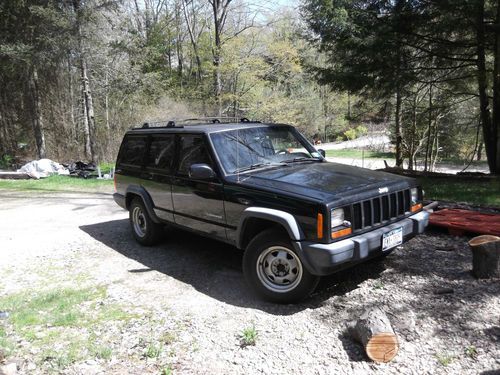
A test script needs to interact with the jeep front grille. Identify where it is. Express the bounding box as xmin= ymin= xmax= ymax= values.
xmin=345 ymin=189 xmax=411 ymax=232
